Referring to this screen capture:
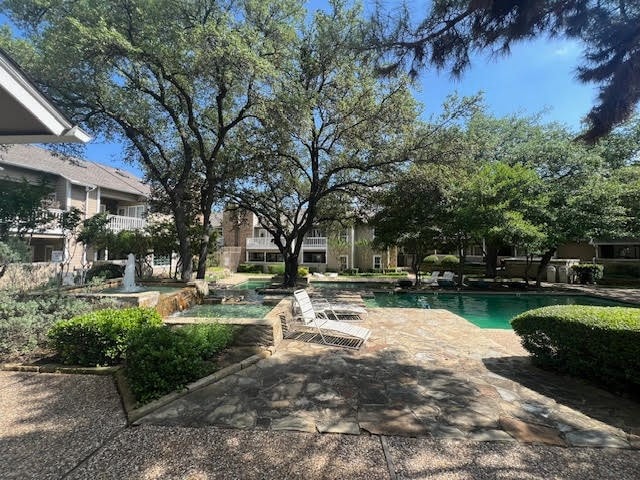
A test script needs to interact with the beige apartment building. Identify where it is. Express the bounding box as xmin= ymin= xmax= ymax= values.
xmin=1 ymin=144 xmax=150 ymax=268
xmin=220 ymin=209 xmax=397 ymax=273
